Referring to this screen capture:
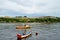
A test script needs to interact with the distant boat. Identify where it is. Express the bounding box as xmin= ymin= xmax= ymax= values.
xmin=16 ymin=25 xmax=30 ymax=29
